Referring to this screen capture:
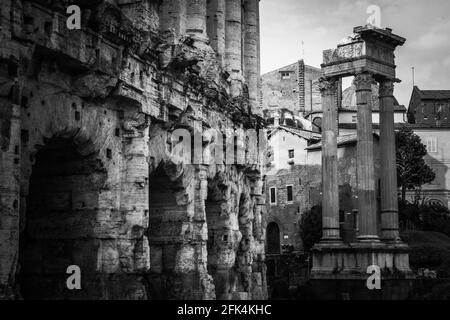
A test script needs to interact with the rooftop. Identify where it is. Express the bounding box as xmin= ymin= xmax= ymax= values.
xmin=416 ymin=87 xmax=450 ymax=100
xmin=268 ymin=125 xmax=321 ymax=141
xmin=307 ymin=133 xmax=379 ymax=151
